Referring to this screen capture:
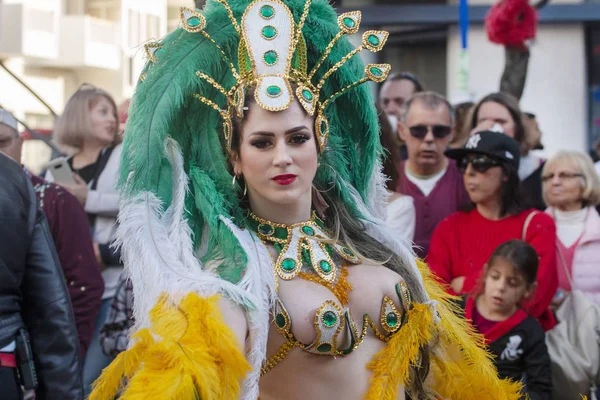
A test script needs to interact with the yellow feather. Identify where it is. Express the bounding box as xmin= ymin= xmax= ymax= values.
xmin=365 ymin=303 xmax=435 ymax=400
xmin=89 ymin=293 xmax=251 ymax=400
